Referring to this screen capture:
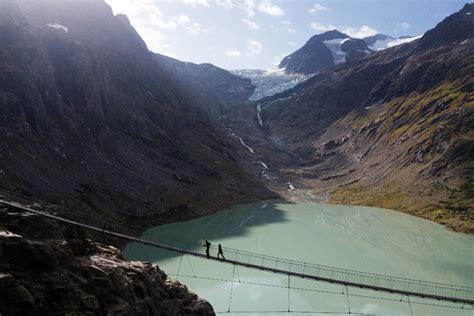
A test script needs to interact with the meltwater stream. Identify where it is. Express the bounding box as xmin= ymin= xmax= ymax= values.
xmin=123 ymin=201 xmax=474 ymax=315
